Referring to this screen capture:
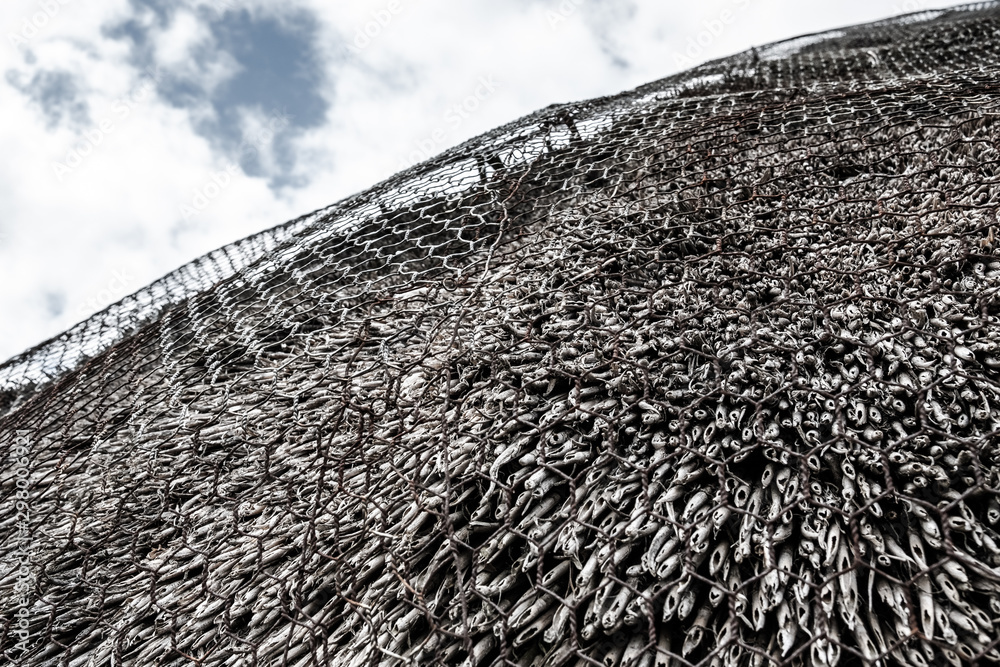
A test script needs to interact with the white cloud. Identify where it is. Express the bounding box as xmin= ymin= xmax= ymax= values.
xmin=151 ymin=9 xmax=206 ymax=67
